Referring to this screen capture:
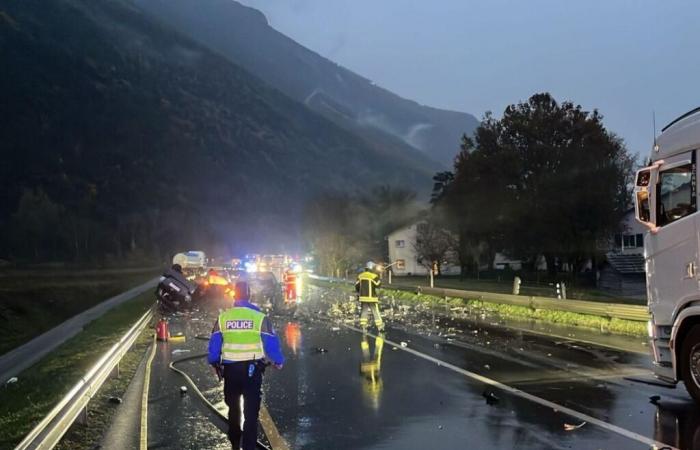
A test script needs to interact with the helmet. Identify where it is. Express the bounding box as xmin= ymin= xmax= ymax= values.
xmin=365 ymin=261 xmax=375 ymax=271
xmin=234 ymin=281 xmax=251 ymax=301
xmin=172 ymin=264 xmax=183 ymax=273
